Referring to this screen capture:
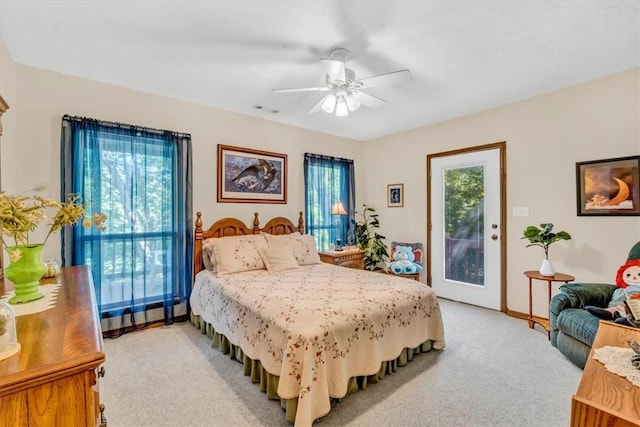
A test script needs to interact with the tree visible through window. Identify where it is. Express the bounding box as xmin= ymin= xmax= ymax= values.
xmin=304 ymin=153 xmax=355 ymax=251
xmin=61 ymin=116 xmax=192 ymax=333
xmin=444 ymin=165 xmax=484 ymax=285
